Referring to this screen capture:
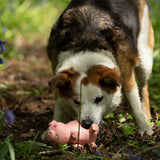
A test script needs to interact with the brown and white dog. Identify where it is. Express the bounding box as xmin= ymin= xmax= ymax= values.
xmin=47 ymin=0 xmax=154 ymax=135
